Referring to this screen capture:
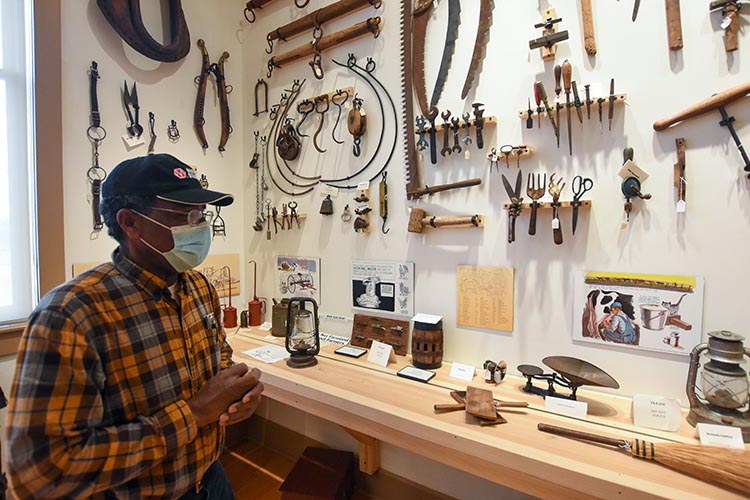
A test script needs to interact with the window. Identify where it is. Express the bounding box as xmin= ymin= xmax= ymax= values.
xmin=0 ymin=0 xmax=36 ymax=326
